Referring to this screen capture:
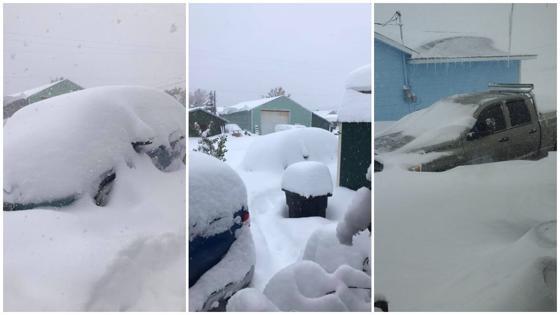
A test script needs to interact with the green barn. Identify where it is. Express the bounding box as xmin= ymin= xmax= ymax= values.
xmin=4 ymin=79 xmax=83 ymax=118
xmin=220 ymin=96 xmax=312 ymax=134
xmin=189 ymin=107 xmax=228 ymax=137
xmin=337 ymin=65 xmax=371 ymax=190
